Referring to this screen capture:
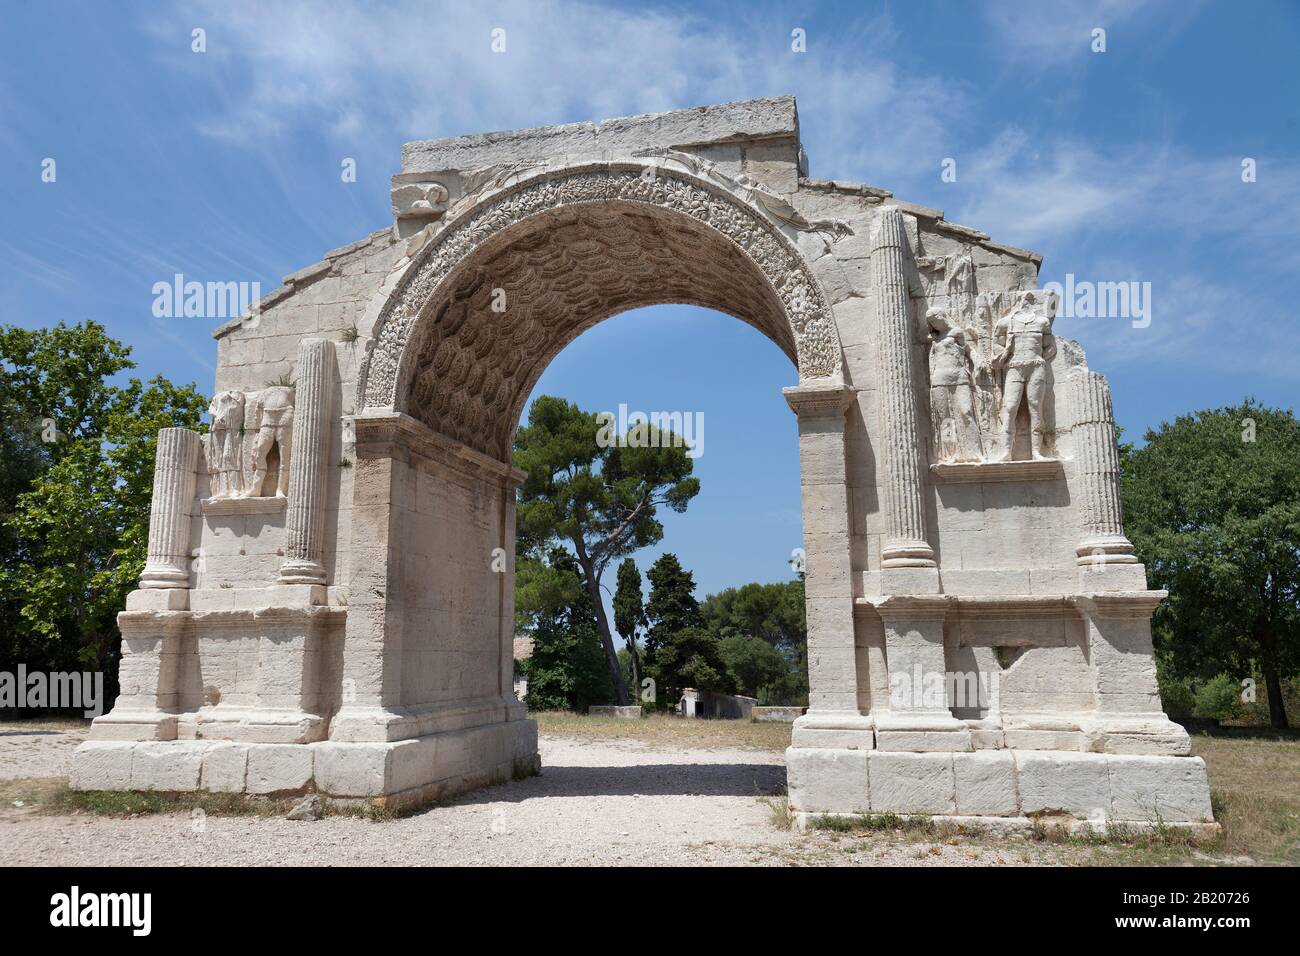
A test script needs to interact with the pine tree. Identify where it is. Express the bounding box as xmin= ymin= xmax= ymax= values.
xmin=613 ymin=557 xmax=646 ymax=695
xmin=643 ymin=553 xmax=701 ymax=667
xmin=520 ymin=551 xmax=612 ymax=711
